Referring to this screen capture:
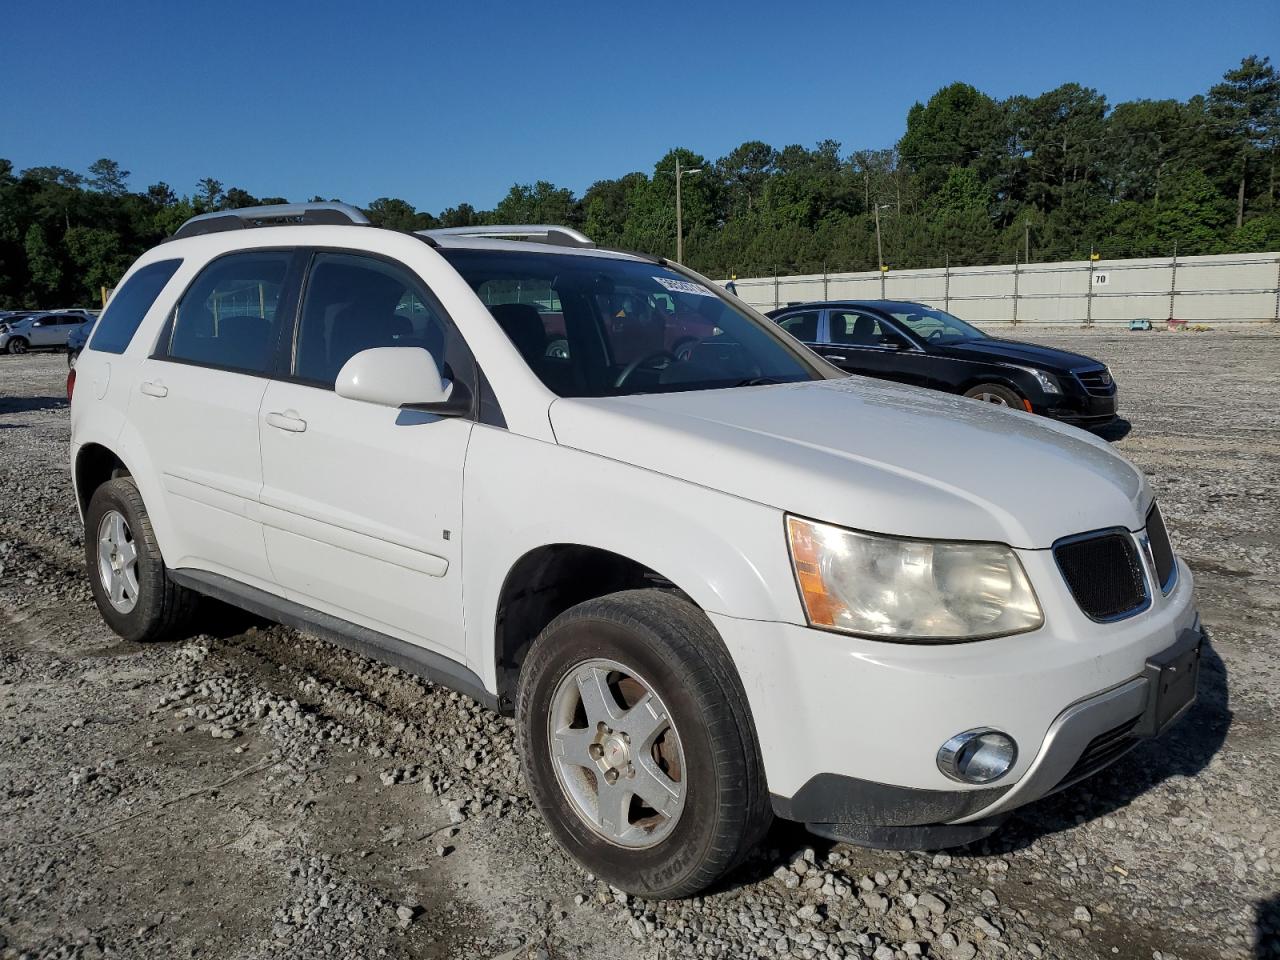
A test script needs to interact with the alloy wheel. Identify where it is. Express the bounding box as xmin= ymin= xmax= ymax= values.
xmin=547 ymin=658 xmax=687 ymax=848
xmin=972 ymin=391 xmax=1010 ymax=405
xmin=97 ymin=509 xmax=139 ymax=613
